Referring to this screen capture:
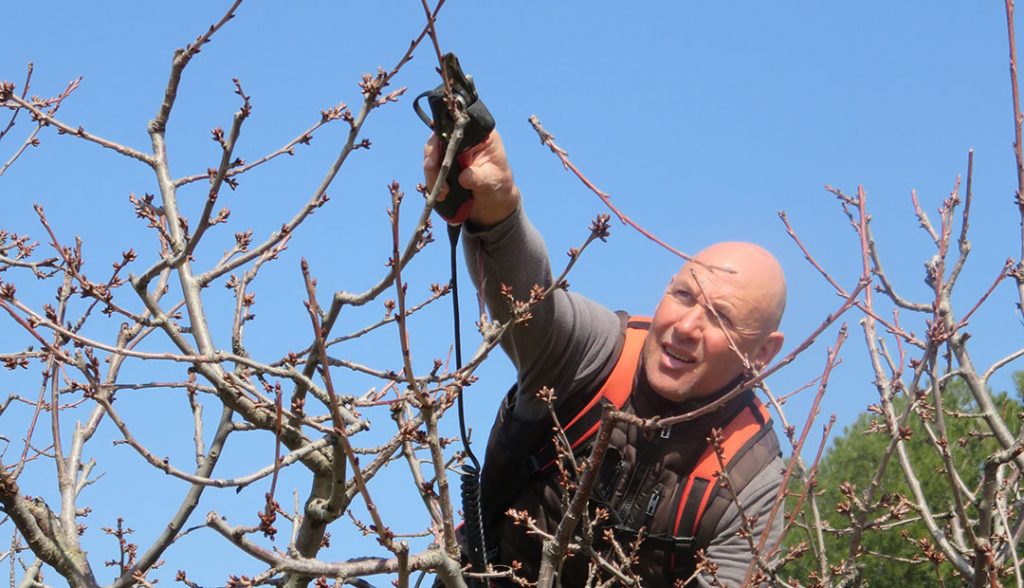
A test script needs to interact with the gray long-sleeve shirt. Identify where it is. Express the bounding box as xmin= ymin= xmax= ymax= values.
xmin=464 ymin=204 xmax=784 ymax=587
